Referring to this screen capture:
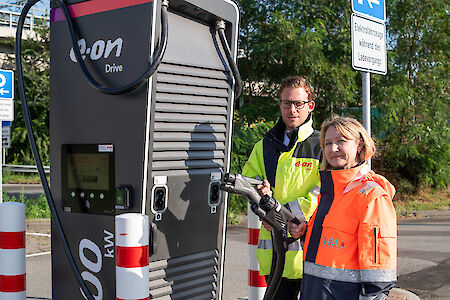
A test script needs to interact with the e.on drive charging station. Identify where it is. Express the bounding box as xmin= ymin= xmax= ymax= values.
xmin=17 ymin=0 xmax=239 ymax=299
